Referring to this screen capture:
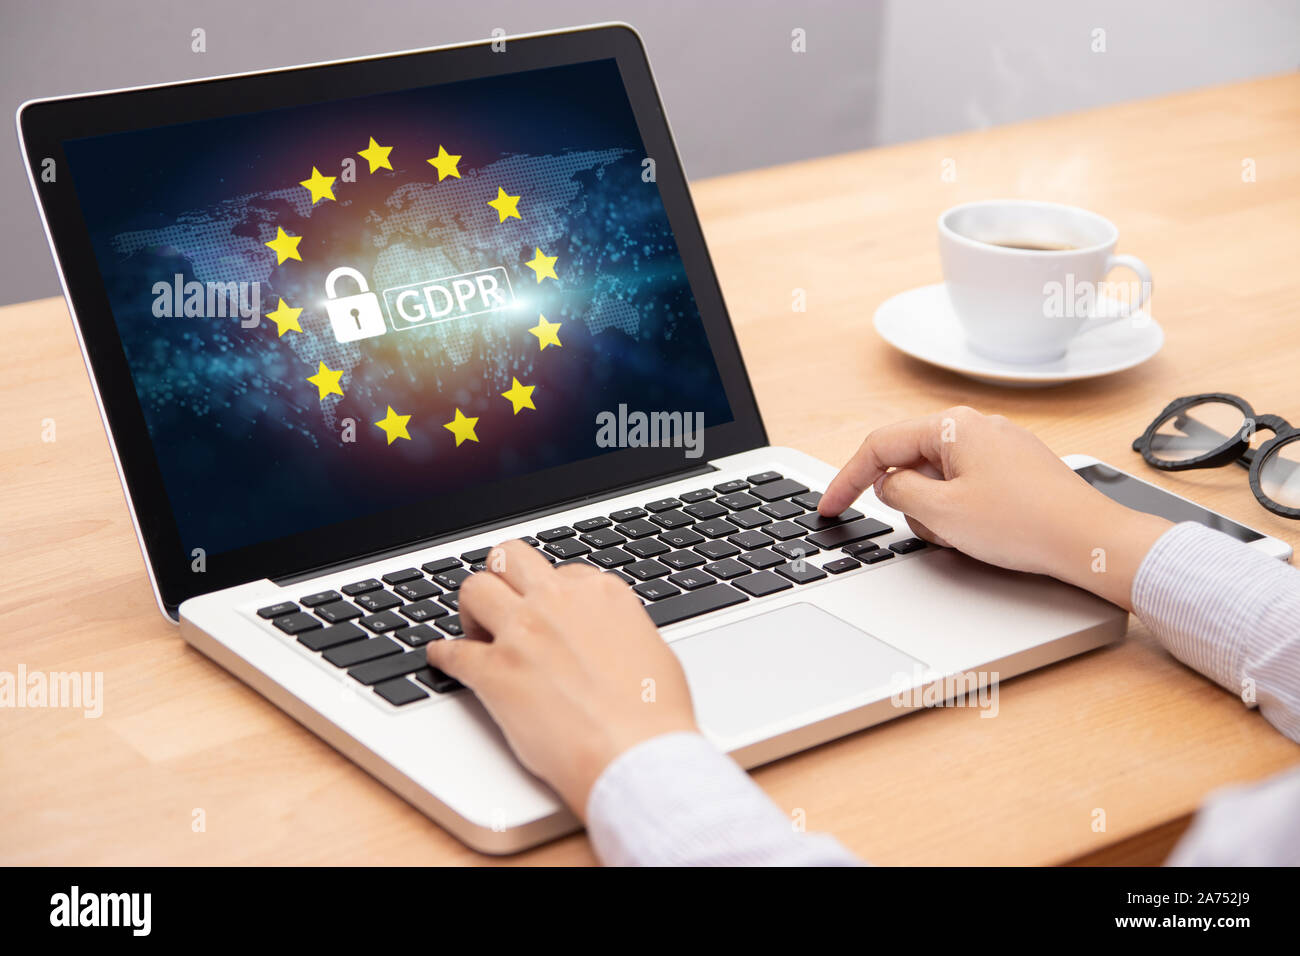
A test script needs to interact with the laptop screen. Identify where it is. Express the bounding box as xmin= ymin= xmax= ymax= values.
xmin=59 ymin=56 xmax=733 ymax=561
